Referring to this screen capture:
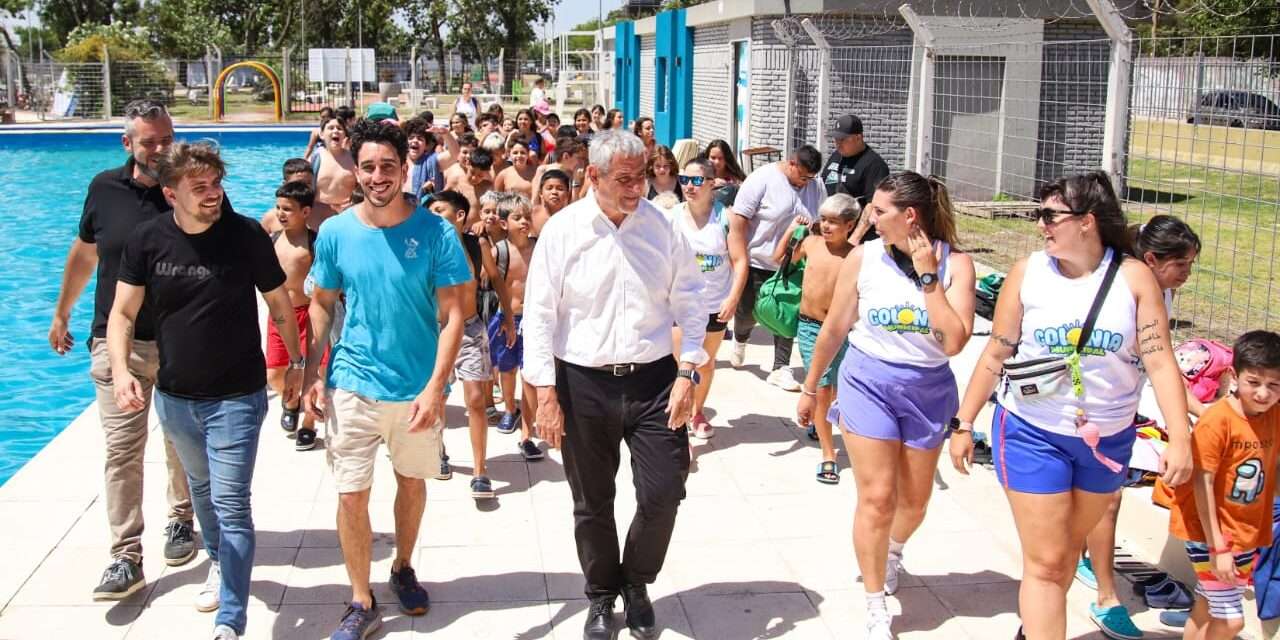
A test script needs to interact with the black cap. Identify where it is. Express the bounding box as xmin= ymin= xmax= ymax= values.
xmin=832 ymin=114 xmax=864 ymax=138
